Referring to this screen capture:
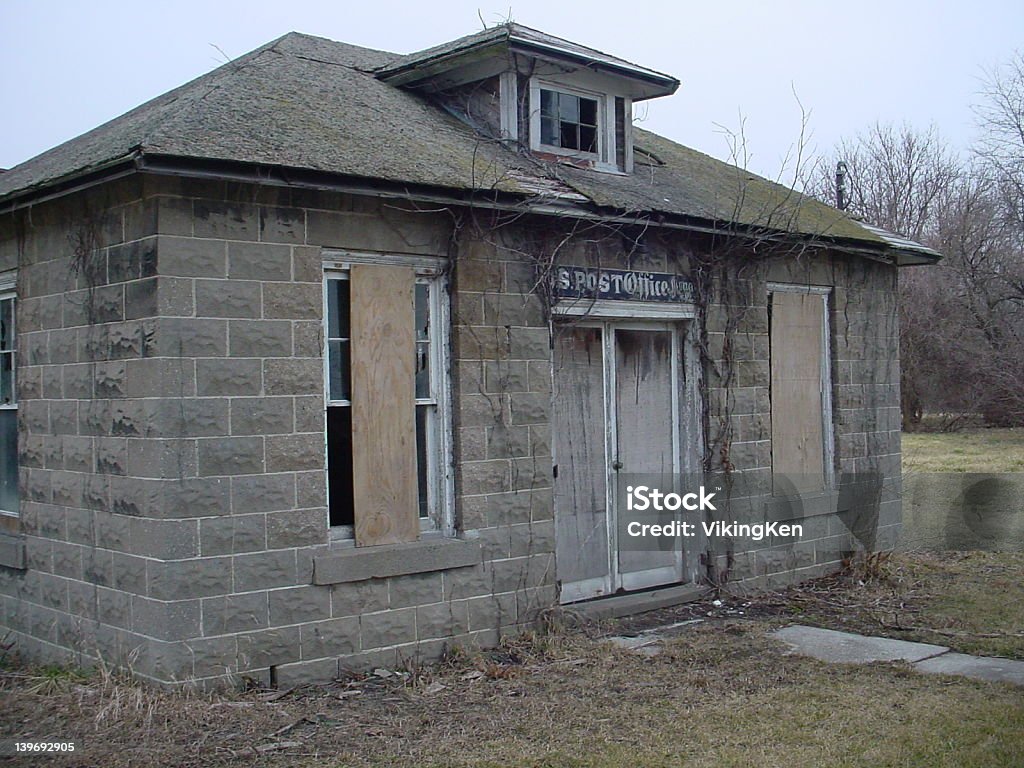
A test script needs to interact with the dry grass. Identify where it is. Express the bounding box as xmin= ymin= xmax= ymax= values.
xmin=2 ymin=557 xmax=1023 ymax=767
xmin=761 ymin=551 xmax=1024 ymax=660
xmin=902 ymin=427 xmax=1024 ymax=472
